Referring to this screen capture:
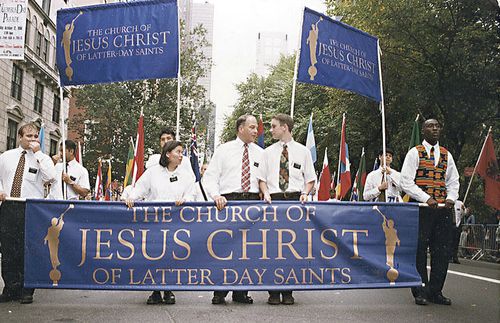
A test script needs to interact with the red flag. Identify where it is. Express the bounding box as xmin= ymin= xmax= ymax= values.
xmin=133 ymin=113 xmax=144 ymax=183
xmin=335 ymin=114 xmax=351 ymax=200
xmin=476 ymin=132 xmax=499 ymax=210
xmin=75 ymin=142 xmax=80 ymax=163
xmin=257 ymin=114 xmax=265 ymax=148
xmin=104 ymin=161 xmax=112 ymax=201
xmin=94 ymin=159 xmax=103 ymax=200
xmin=318 ymin=148 xmax=331 ymax=201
